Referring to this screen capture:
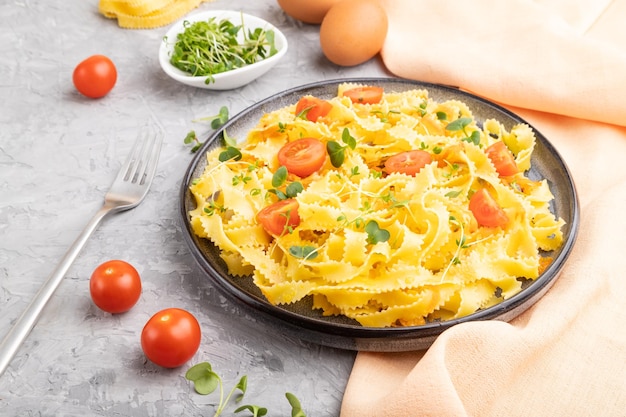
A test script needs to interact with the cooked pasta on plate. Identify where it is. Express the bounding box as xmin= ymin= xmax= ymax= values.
xmin=187 ymin=82 xmax=566 ymax=328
